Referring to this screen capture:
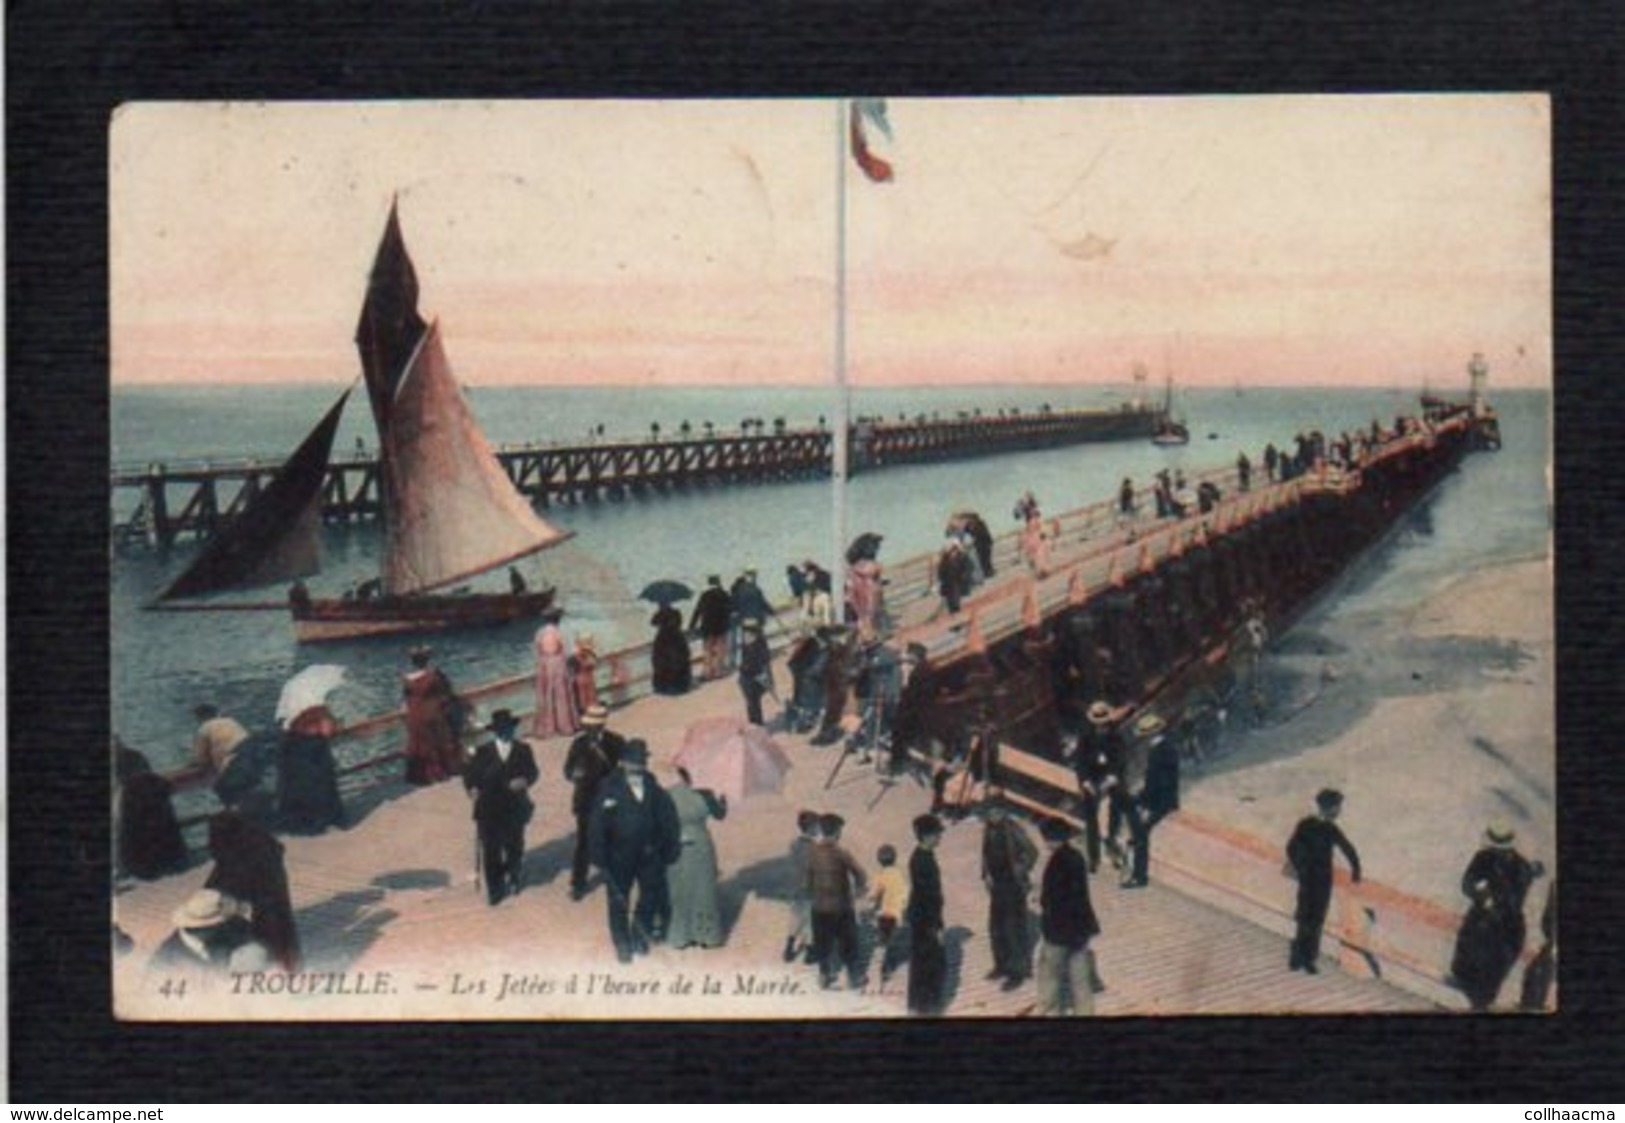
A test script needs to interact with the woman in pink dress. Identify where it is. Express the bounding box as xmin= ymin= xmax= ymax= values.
xmin=571 ymin=632 xmax=600 ymax=714
xmin=845 ymin=558 xmax=885 ymax=636
xmin=1021 ymin=514 xmax=1053 ymax=578
xmin=532 ymin=612 xmax=580 ymax=738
